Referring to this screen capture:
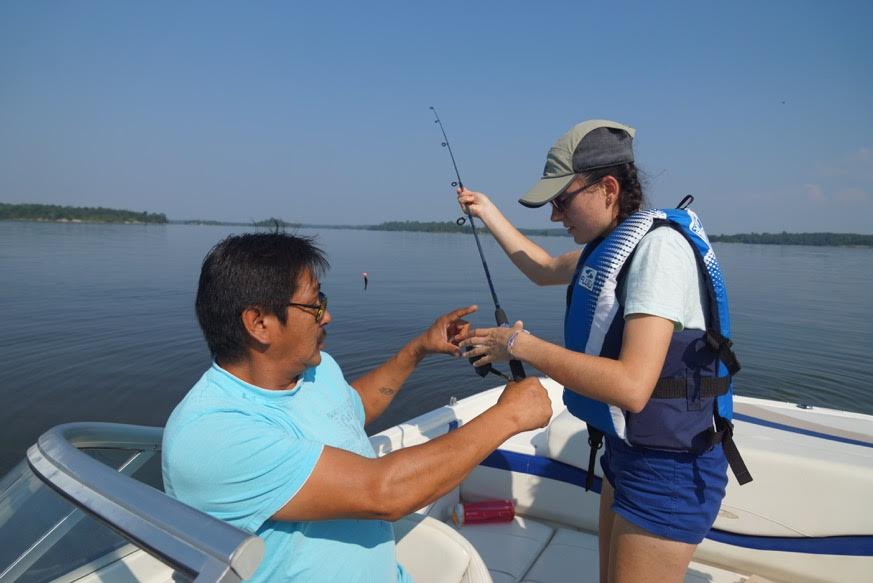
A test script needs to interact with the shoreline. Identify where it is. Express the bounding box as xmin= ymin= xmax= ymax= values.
xmin=2 ymin=218 xmax=872 ymax=248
